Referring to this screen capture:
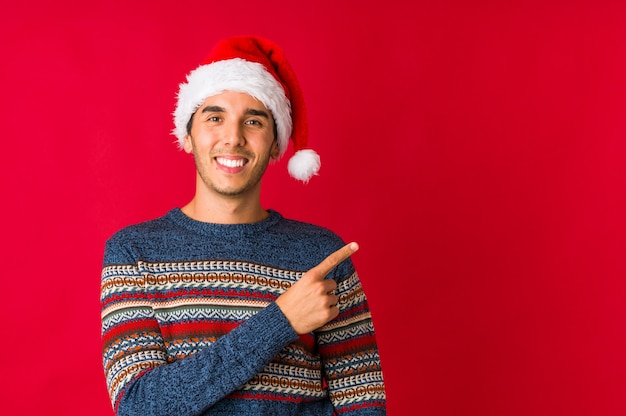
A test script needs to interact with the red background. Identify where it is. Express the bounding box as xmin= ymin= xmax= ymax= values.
xmin=1 ymin=1 xmax=625 ymax=415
